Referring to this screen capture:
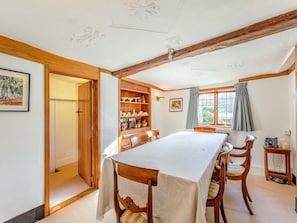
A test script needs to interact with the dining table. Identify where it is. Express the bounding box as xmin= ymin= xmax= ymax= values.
xmin=96 ymin=131 xmax=228 ymax=223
